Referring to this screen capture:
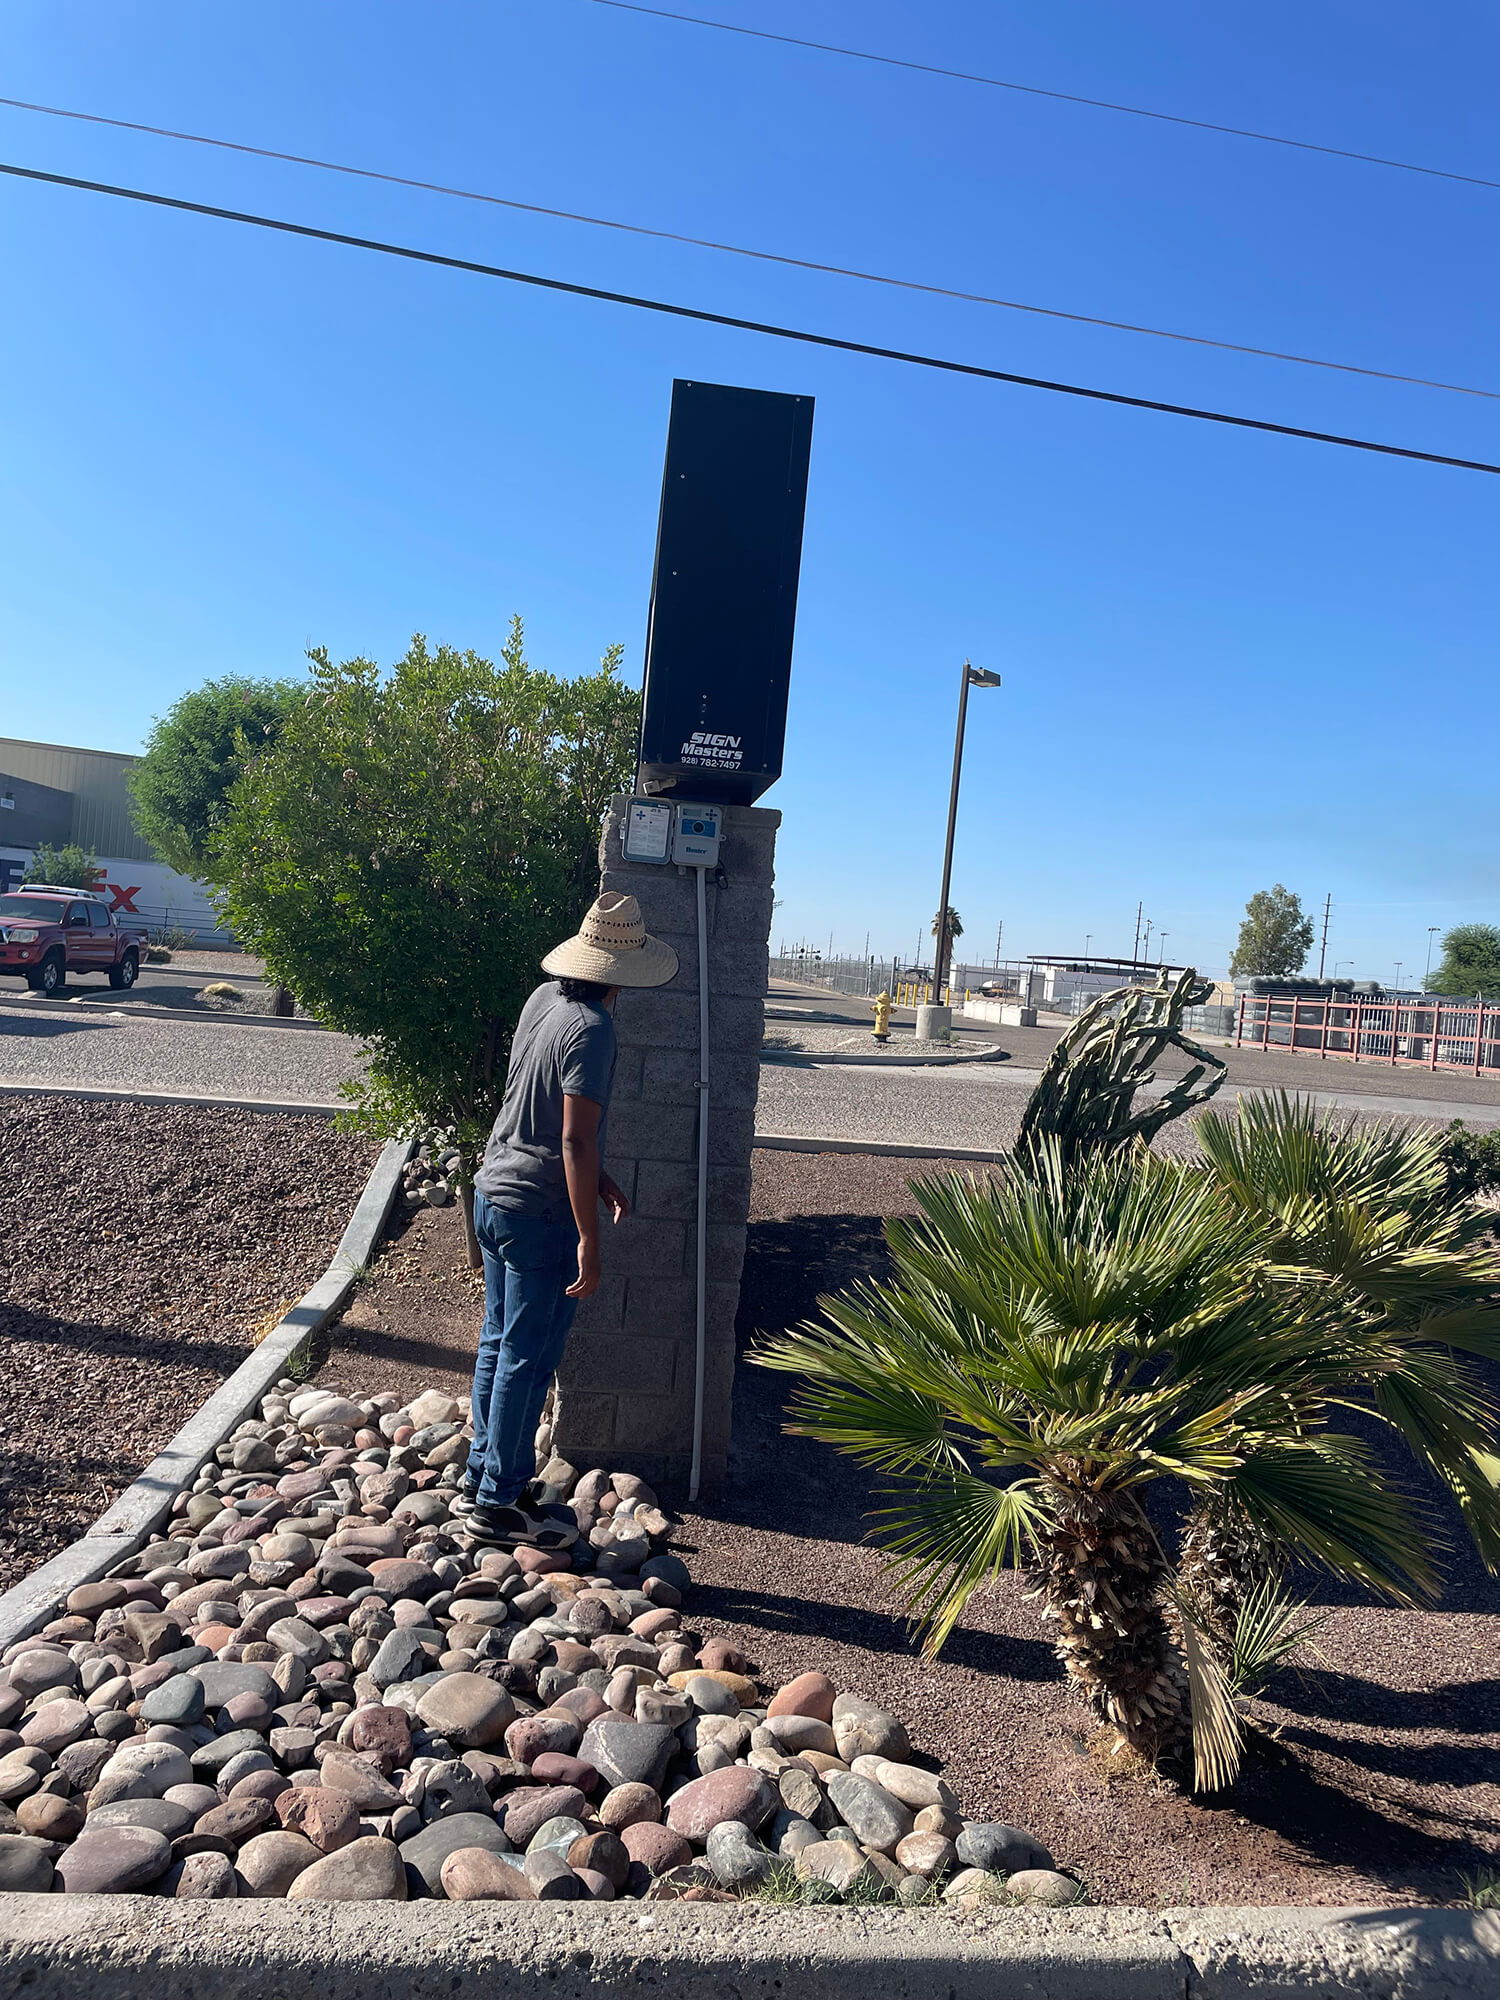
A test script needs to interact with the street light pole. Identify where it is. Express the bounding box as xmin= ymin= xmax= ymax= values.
xmin=1425 ymin=926 xmax=1439 ymax=988
xmin=932 ymin=661 xmax=1002 ymax=1004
